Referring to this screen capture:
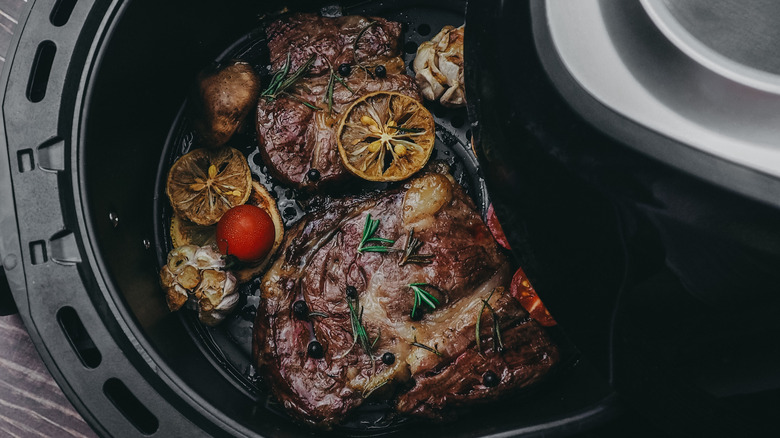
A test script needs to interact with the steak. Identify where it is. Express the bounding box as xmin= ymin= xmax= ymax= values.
xmin=256 ymin=13 xmax=421 ymax=191
xmin=253 ymin=166 xmax=559 ymax=427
